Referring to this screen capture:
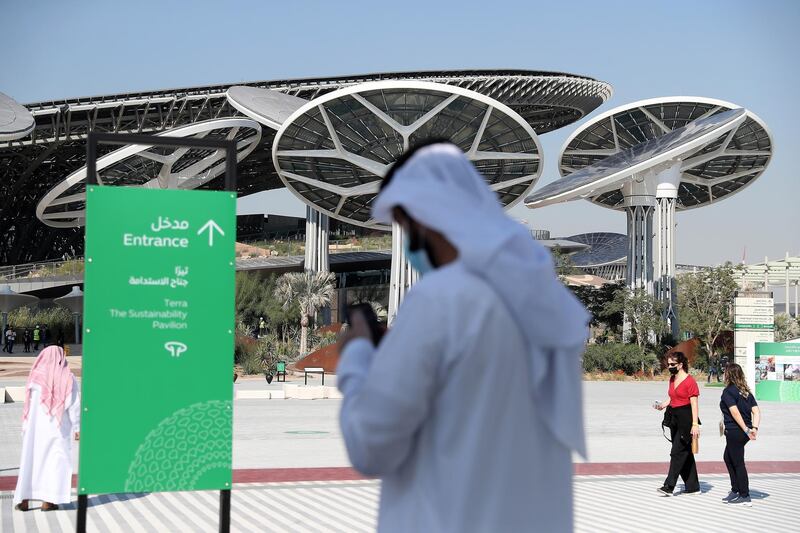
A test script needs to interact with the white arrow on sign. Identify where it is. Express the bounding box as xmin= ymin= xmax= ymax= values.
xmin=197 ymin=219 xmax=224 ymax=246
